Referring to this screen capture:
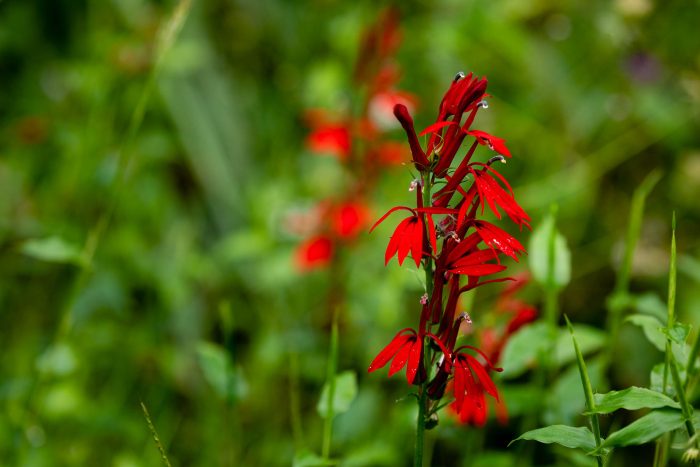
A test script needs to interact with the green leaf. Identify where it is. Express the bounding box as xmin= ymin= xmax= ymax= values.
xmin=21 ymin=236 xmax=85 ymax=266
xmin=529 ymin=212 xmax=571 ymax=289
xmin=661 ymin=323 xmax=691 ymax=345
xmin=510 ymin=425 xmax=596 ymax=451
xmin=625 ymin=314 xmax=665 ymax=351
xmin=500 ymin=322 xmax=549 ymax=379
xmin=555 ymin=324 xmax=606 ymax=367
xmin=196 ymin=342 xmax=244 ymax=401
xmin=292 ymin=449 xmax=336 ymax=467
xmin=588 ymin=387 xmax=680 ymax=414
xmin=630 ymin=293 xmax=667 ymax=322
xmin=596 ymin=409 xmax=685 ymax=450
xmin=317 ymin=371 xmax=357 ymax=419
